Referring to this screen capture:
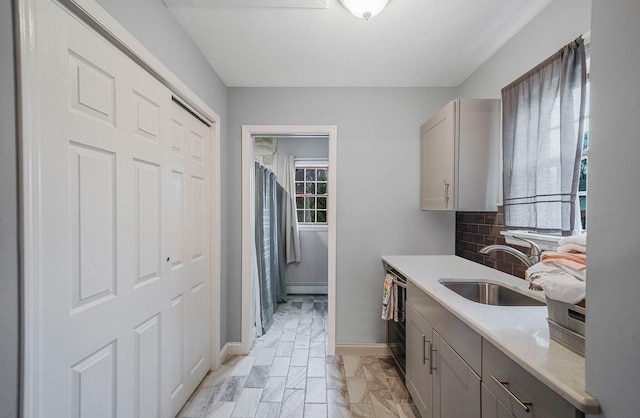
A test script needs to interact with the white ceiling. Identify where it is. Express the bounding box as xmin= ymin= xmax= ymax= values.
xmin=164 ymin=0 xmax=551 ymax=87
